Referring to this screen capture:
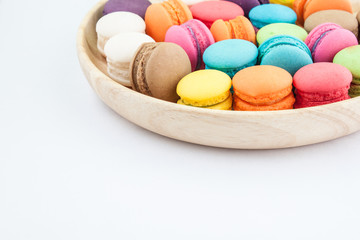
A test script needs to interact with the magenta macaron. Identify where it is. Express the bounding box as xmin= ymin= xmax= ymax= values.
xmin=190 ymin=1 xmax=244 ymax=28
xmin=293 ymin=62 xmax=352 ymax=108
xmin=165 ymin=19 xmax=215 ymax=71
xmin=305 ymin=23 xmax=358 ymax=63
